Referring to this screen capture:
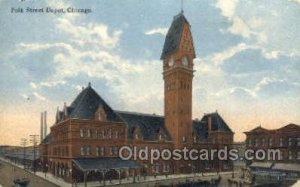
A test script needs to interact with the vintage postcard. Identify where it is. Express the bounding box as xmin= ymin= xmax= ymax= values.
xmin=0 ymin=0 xmax=299 ymax=186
